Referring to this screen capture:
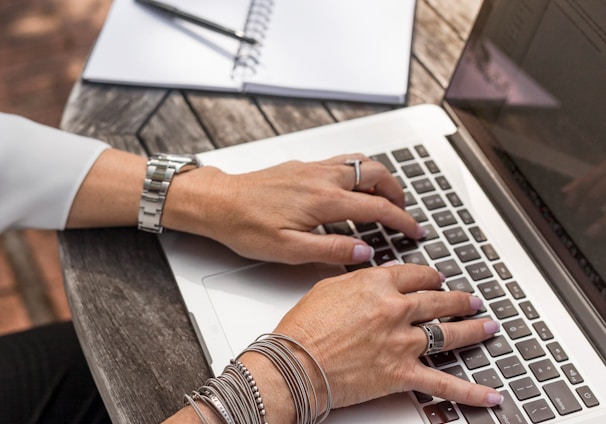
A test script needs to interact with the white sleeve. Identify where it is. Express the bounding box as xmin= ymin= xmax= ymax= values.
xmin=0 ymin=113 xmax=110 ymax=232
